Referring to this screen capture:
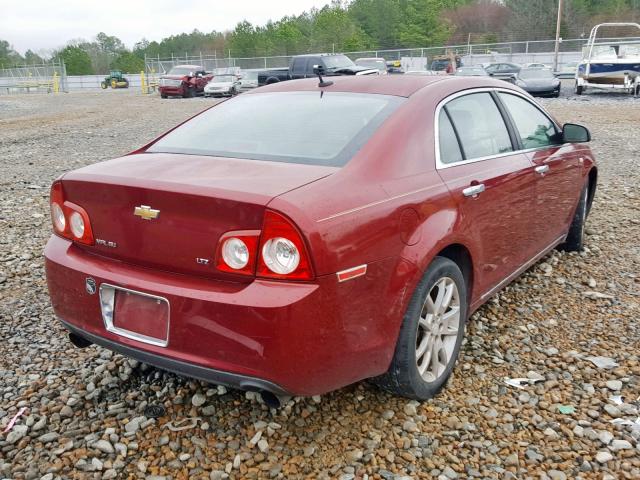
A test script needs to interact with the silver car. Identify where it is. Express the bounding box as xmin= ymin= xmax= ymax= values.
xmin=204 ymin=74 xmax=240 ymax=97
